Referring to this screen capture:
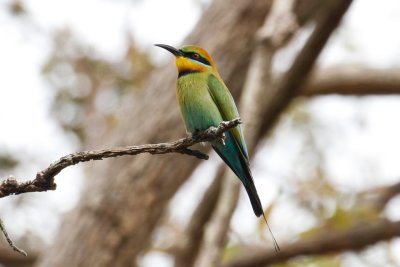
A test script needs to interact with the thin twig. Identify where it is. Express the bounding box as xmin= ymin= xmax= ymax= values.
xmin=0 ymin=218 xmax=27 ymax=256
xmin=0 ymin=119 xmax=241 ymax=199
